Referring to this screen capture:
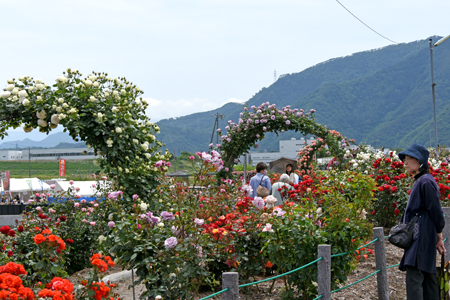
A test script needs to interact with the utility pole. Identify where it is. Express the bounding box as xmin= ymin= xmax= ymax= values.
xmin=173 ymin=149 xmax=177 ymax=172
xmin=28 ymin=147 xmax=31 ymax=177
xmin=209 ymin=113 xmax=224 ymax=149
